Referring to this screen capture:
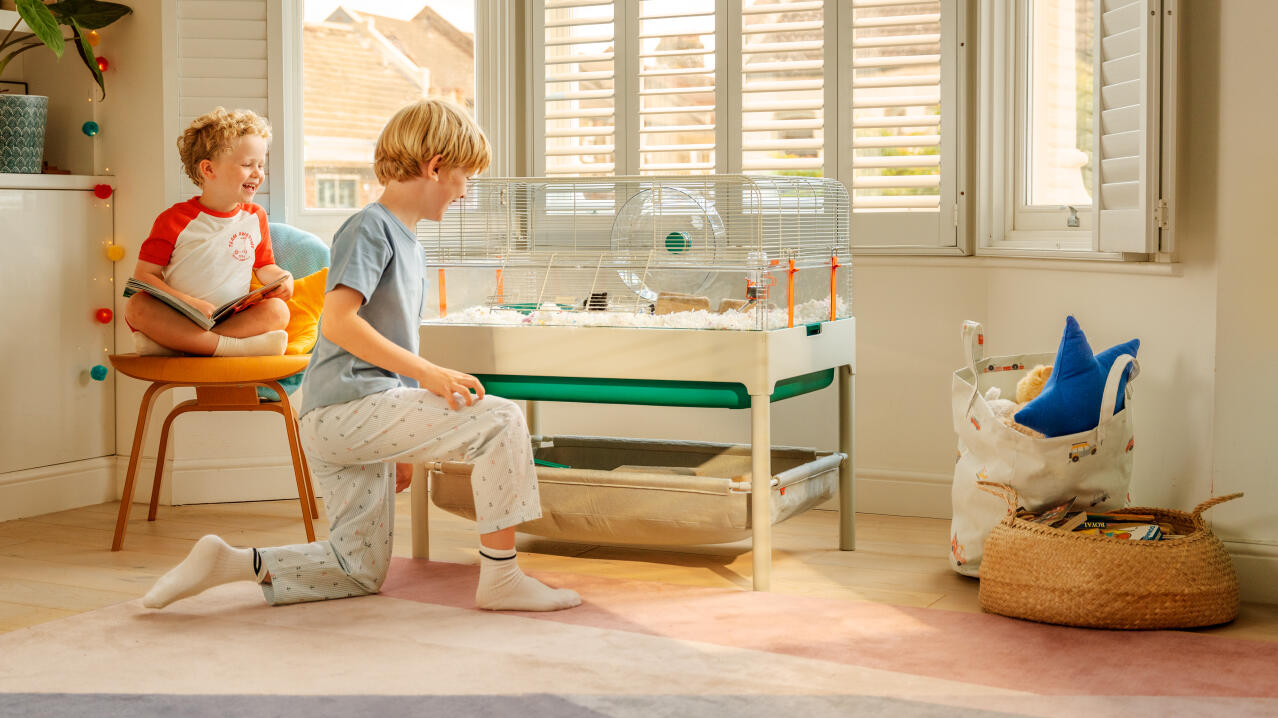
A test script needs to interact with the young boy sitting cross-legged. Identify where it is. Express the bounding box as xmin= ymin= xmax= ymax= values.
xmin=124 ymin=107 xmax=292 ymax=356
